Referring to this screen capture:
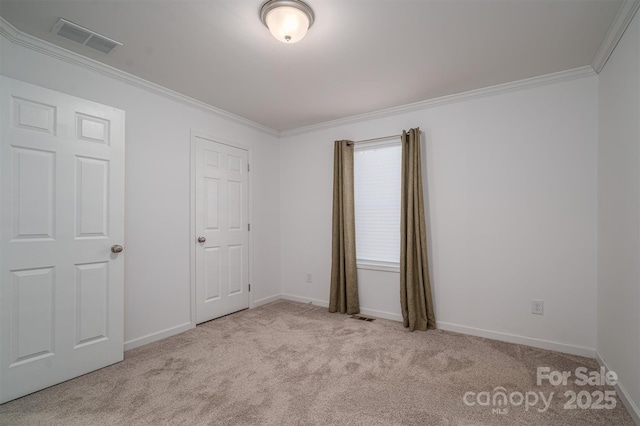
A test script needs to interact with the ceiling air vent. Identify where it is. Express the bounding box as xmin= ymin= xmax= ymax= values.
xmin=51 ymin=18 xmax=122 ymax=54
